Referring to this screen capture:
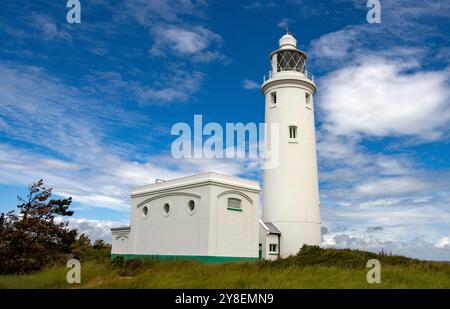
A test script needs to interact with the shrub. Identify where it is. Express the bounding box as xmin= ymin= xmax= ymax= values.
xmin=71 ymin=234 xmax=111 ymax=262
xmin=268 ymin=245 xmax=423 ymax=269
xmin=110 ymin=256 xmax=126 ymax=268
xmin=0 ymin=180 xmax=77 ymax=274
